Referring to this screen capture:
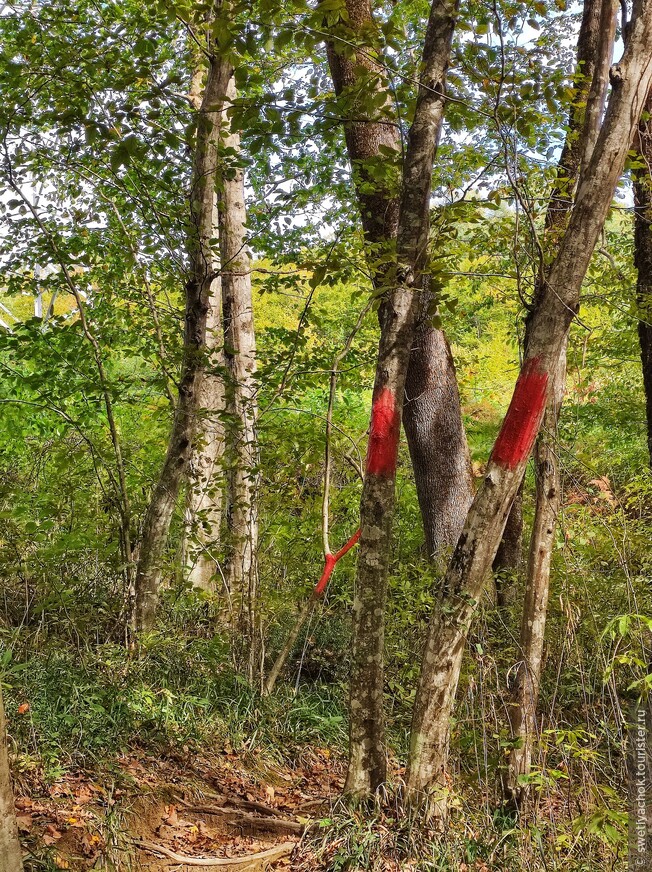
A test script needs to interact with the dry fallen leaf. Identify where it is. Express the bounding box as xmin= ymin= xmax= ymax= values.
xmin=43 ymin=824 xmax=63 ymax=846
xmin=16 ymin=814 xmax=32 ymax=833
xmin=17 ymin=702 xmax=29 ymax=715
xmin=163 ymin=805 xmax=178 ymax=826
